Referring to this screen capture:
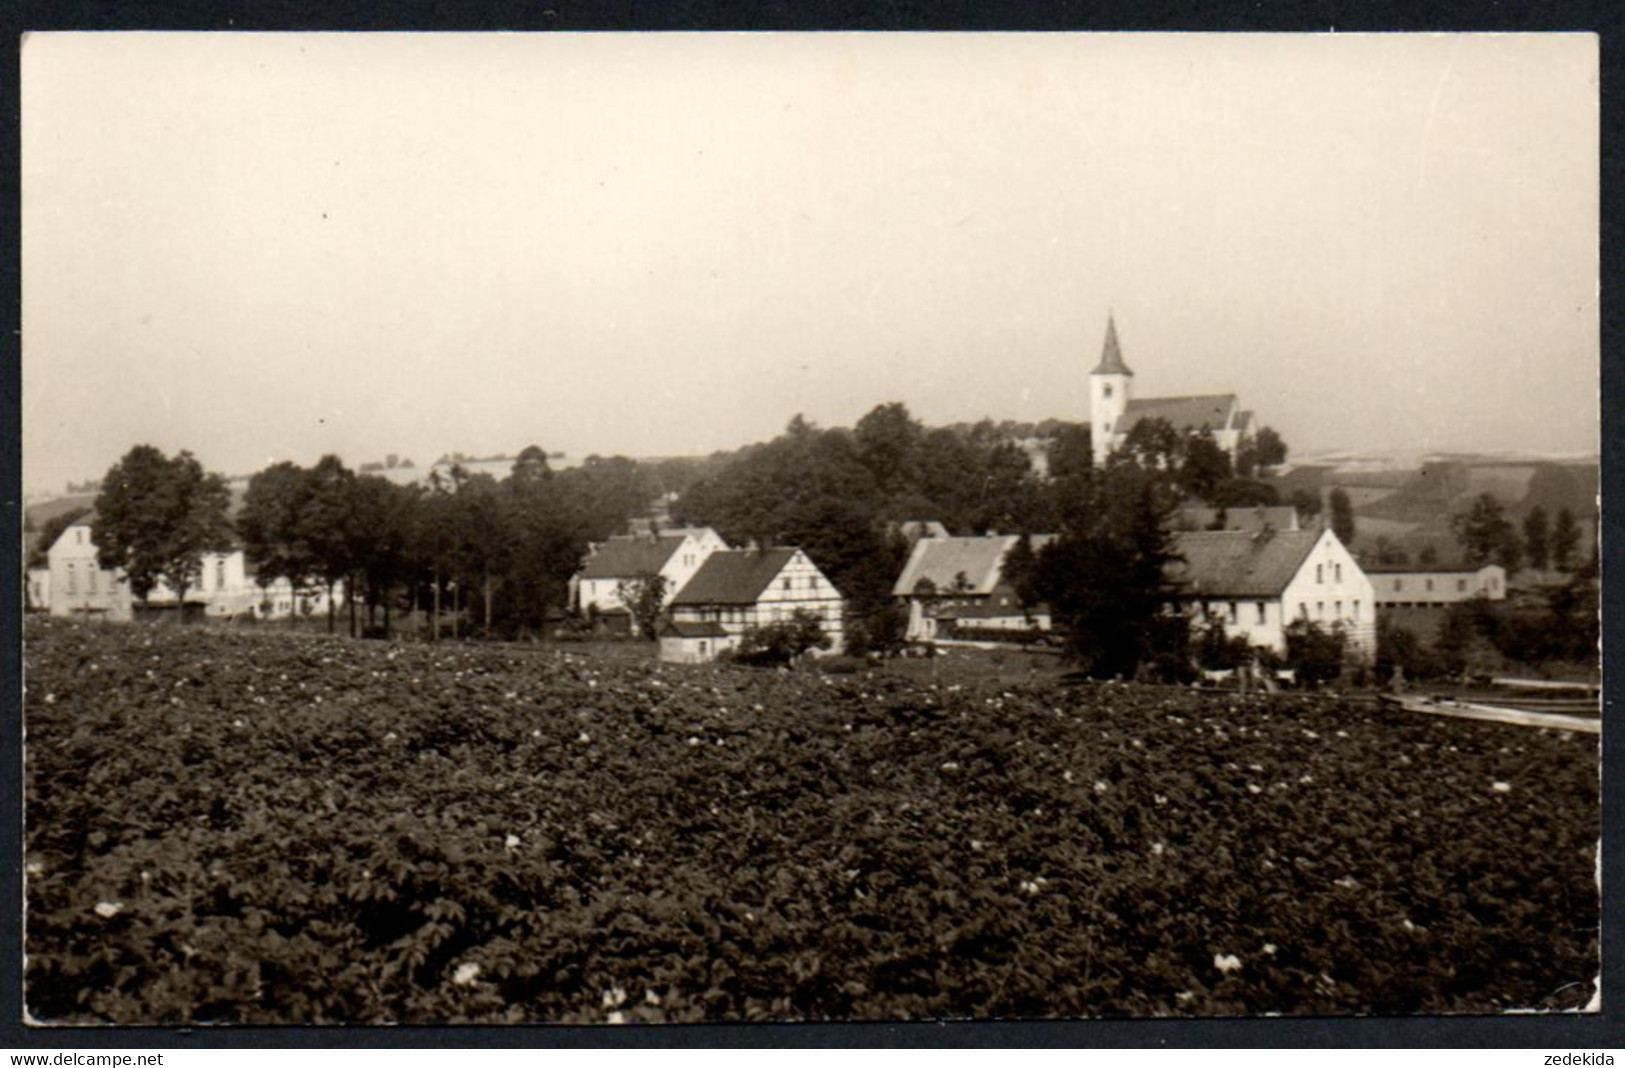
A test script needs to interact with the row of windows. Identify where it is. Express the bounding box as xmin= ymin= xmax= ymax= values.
xmin=781 ymin=574 xmax=821 ymax=591
xmin=1390 ymin=577 xmax=1470 ymax=594
xmin=66 ymin=560 xmax=230 ymax=595
xmin=1296 ymin=600 xmax=1361 ymax=622
xmin=1314 ymin=562 xmax=1344 ymax=584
